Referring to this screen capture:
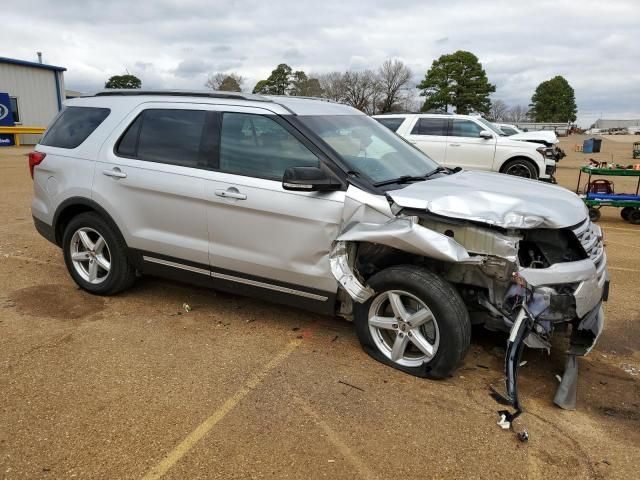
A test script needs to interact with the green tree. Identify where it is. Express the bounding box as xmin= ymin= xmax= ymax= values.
xmin=205 ymin=73 xmax=243 ymax=92
xmin=252 ymin=63 xmax=292 ymax=94
xmin=105 ymin=74 xmax=141 ymax=89
xmin=289 ymin=71 xmax=323 ymax=97
xmin=529 ymin=76 xmax=577 ymax=122
xmin=417 ymin=51 xmax=495 ymax=114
